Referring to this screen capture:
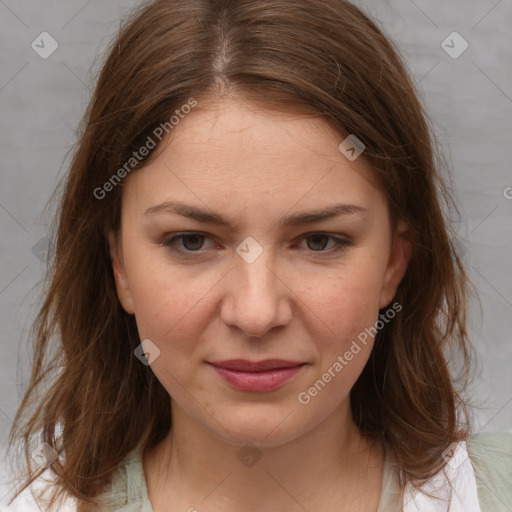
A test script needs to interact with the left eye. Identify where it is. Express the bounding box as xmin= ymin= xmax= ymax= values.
xmin=297 ymin=233 xmax=350 ymax=252
xmin=159 ymin=232 xmax=351 ymax=255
